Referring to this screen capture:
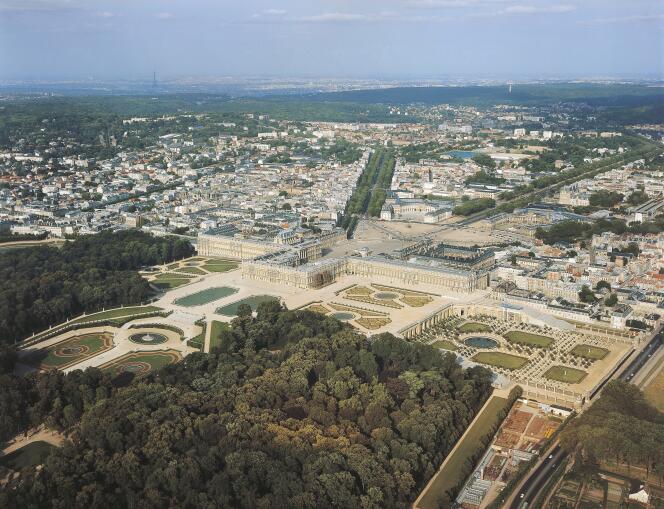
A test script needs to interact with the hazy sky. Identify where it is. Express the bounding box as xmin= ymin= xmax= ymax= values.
xmin=0 ymin=0 xmax=662 ymax=80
